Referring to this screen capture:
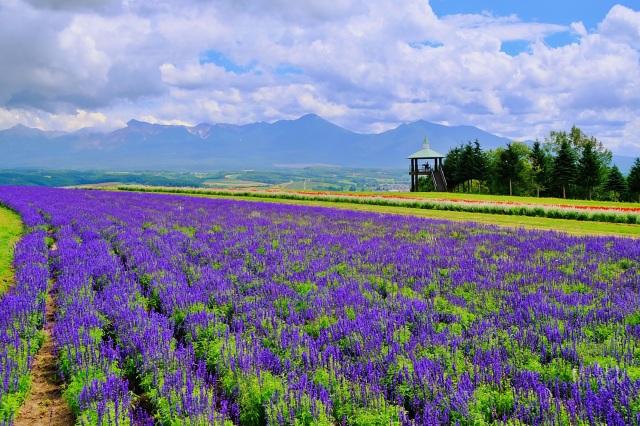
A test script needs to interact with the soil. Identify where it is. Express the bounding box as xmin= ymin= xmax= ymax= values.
xmin=14 ymin=283 xmax=74 ymax=426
